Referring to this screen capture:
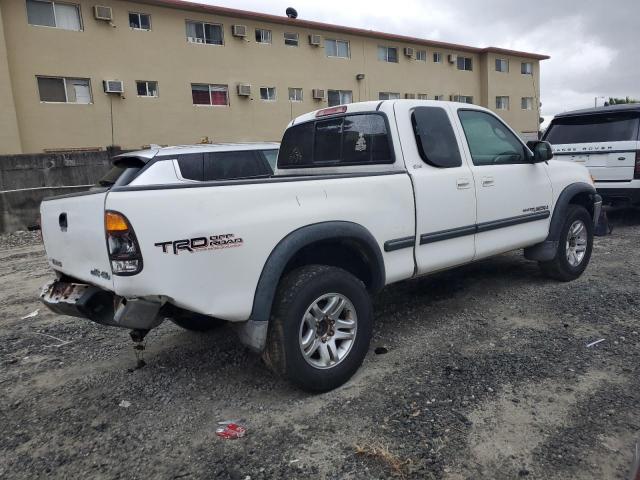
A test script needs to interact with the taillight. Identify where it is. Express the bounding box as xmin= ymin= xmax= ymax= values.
xmin=105 ymin=211 xmax=143 ymax=275
xmin=635 ymin=151 xmax=640 ymax=179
